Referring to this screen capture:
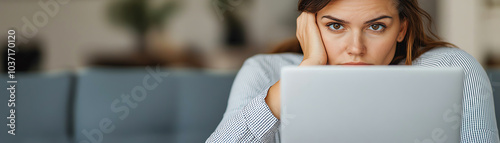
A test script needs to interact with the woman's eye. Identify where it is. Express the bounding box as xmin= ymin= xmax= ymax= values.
xmin=328 ymin=23 xmax=344 ymax=31
xmin=368 ymin=24 xmax=385 ymax=31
